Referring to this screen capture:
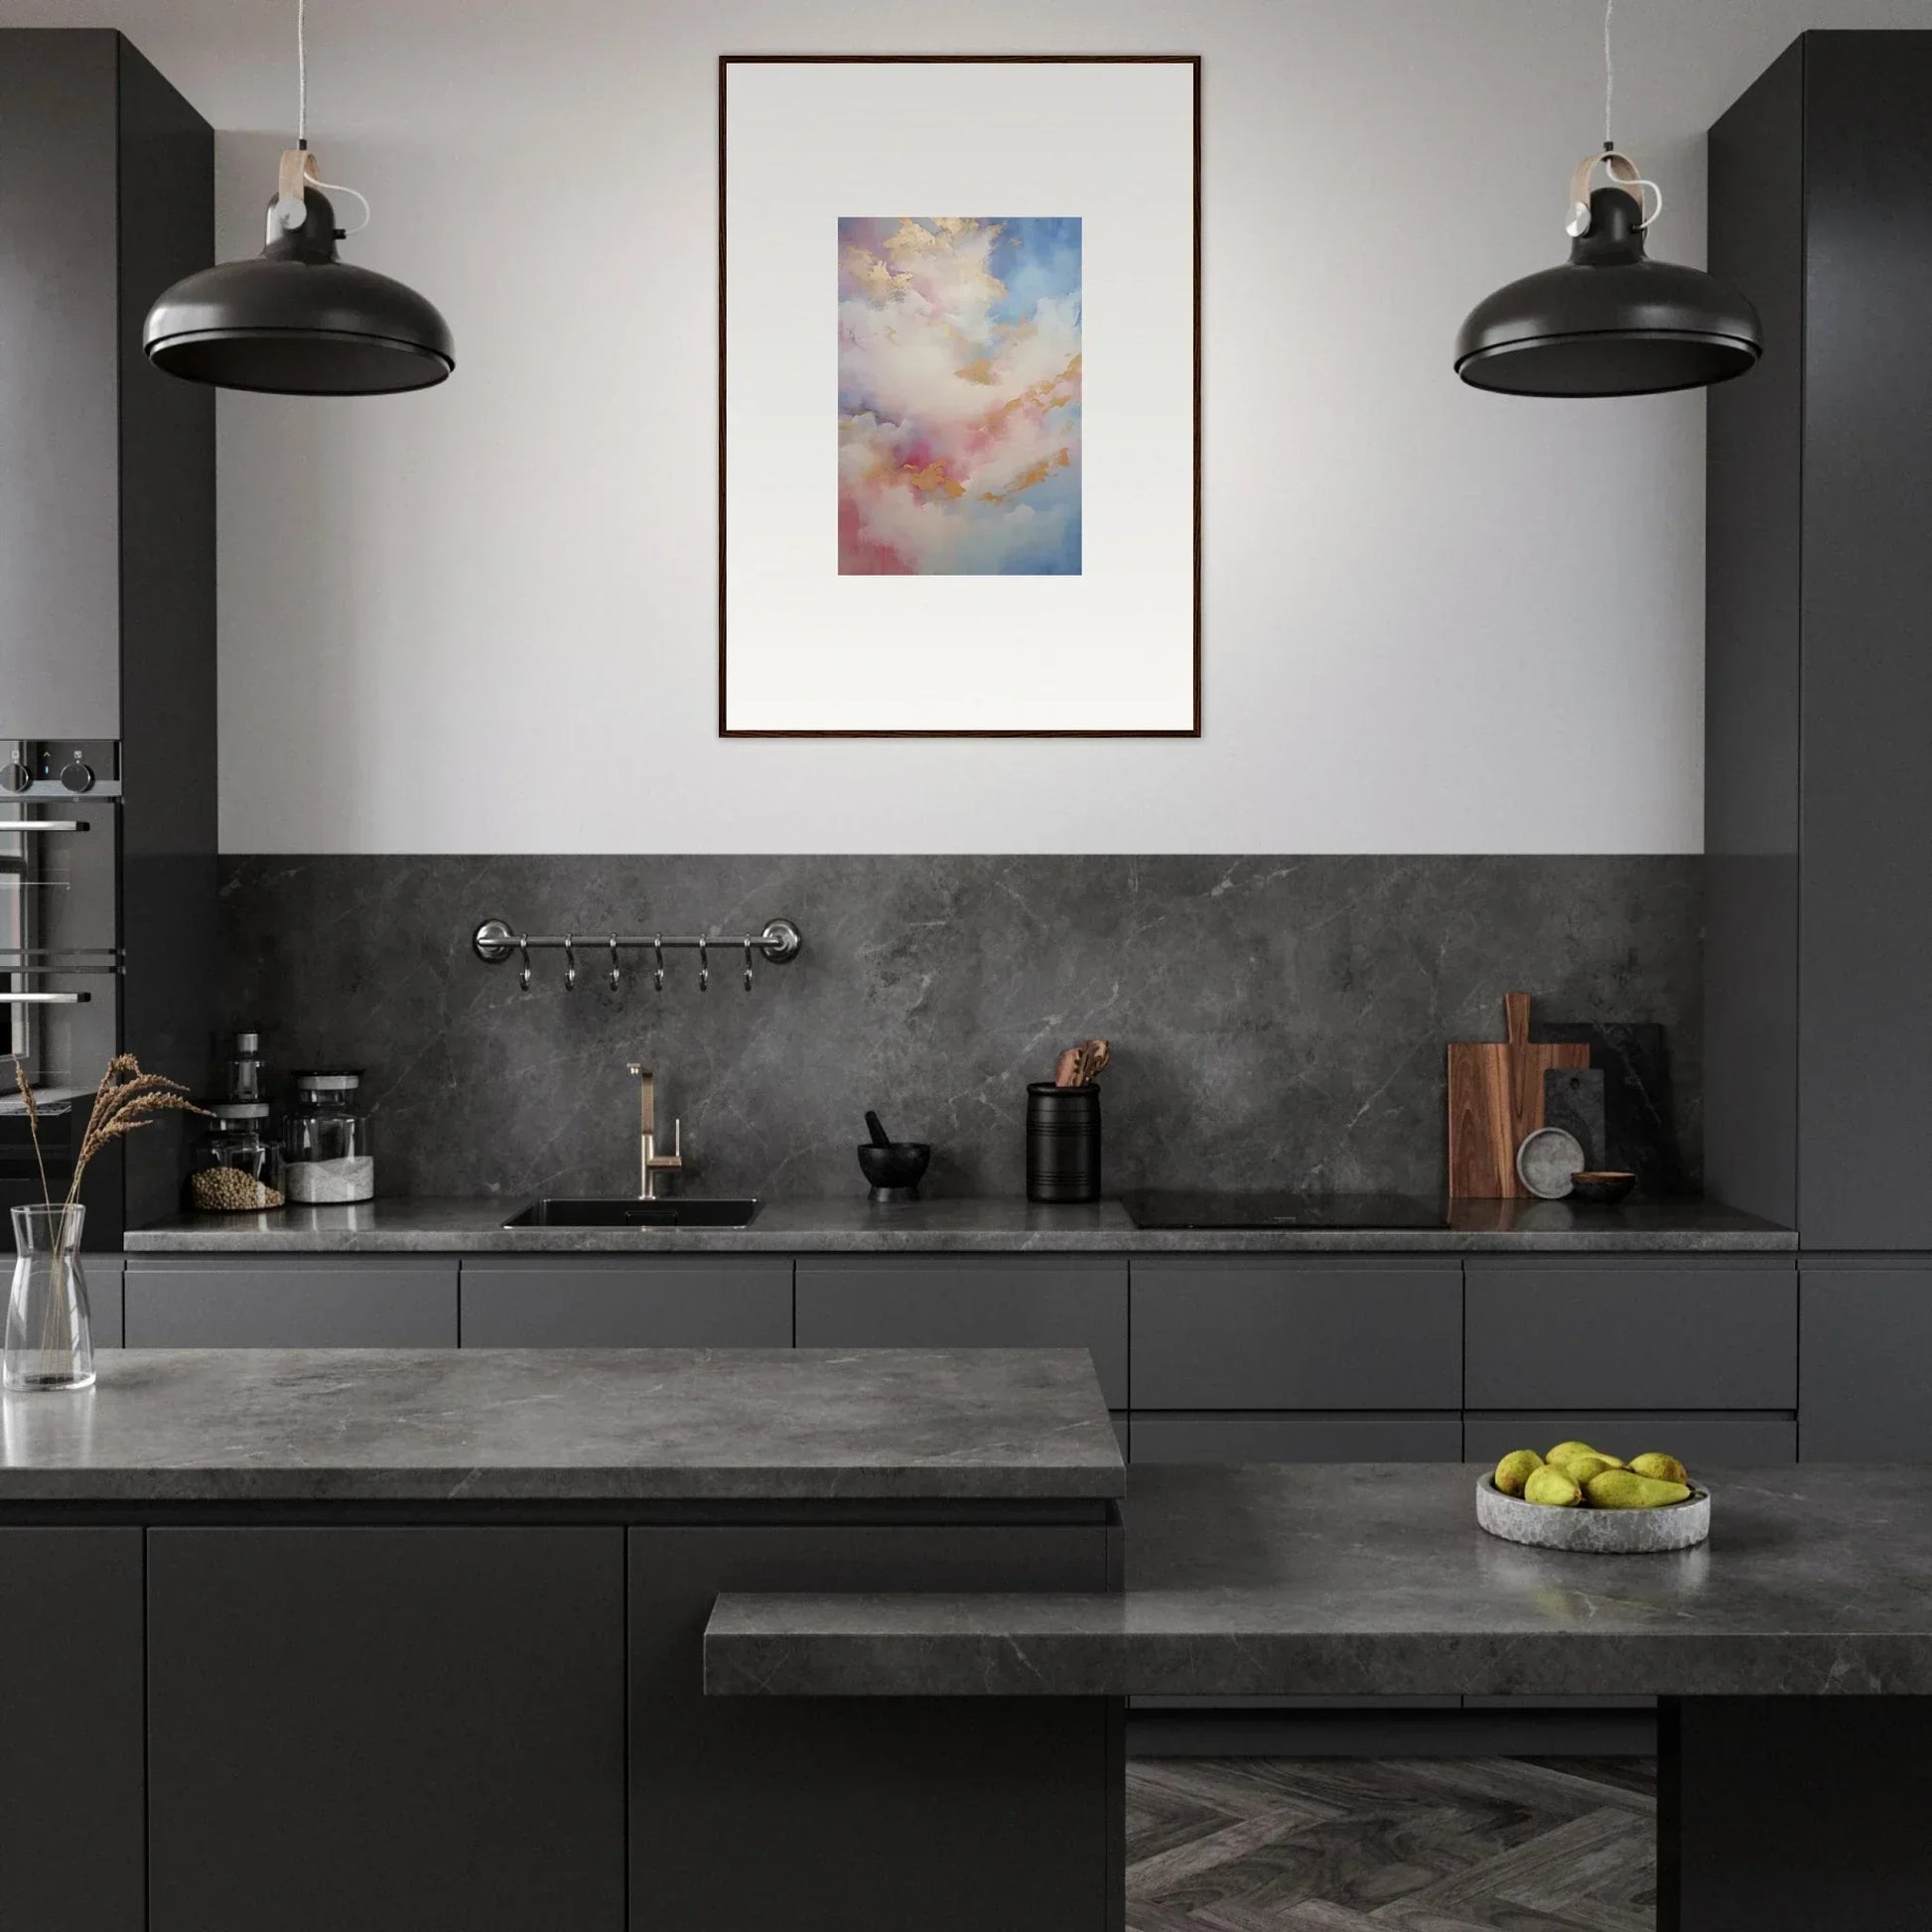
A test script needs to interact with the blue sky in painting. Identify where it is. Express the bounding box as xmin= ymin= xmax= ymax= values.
xmin=993 ymin=217 xmax=1081 ymax=574
xmin=989 ymin=216 xmax=1083 ymax=327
